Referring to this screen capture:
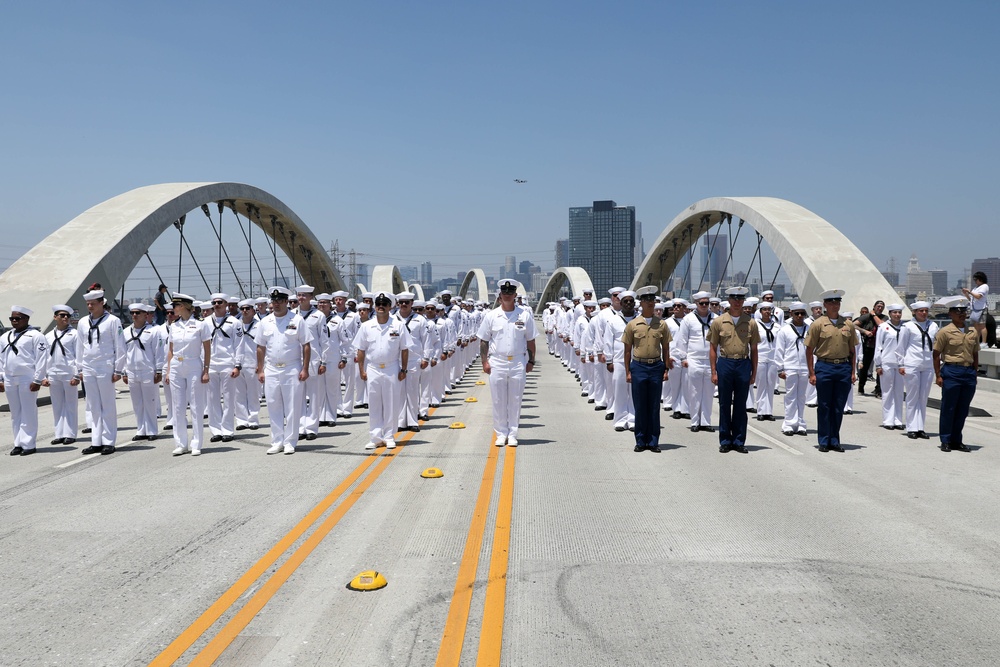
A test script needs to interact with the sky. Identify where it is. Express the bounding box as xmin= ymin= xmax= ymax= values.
xmin=2 ymin=0 xmax=998 ymax=297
